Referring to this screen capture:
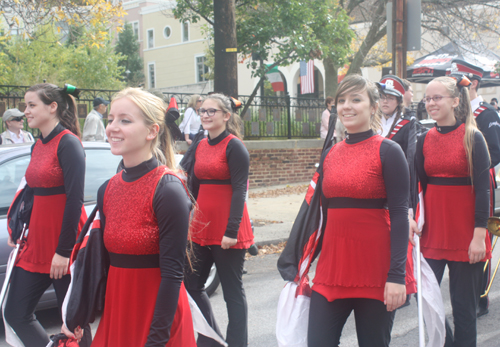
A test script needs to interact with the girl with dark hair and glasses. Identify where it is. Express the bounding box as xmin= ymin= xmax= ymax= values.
xmin=184 ymin=93 xmax=253 ymax=347
xmin=4 ymin=84 xmax=89 ymax=346
xmin=415 ymin=76 xmax=491 ymax=347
